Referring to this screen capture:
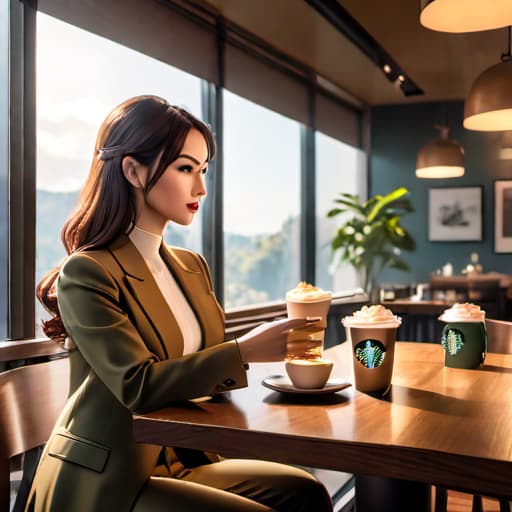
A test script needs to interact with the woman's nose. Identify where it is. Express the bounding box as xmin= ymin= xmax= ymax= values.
xmin=195 ymin=174 xmax=207 ymax=197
